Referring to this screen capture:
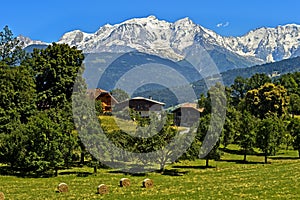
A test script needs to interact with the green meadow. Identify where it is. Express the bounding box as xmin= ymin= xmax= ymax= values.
xmin=0 ymin=145 xmax=299 ymax=200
